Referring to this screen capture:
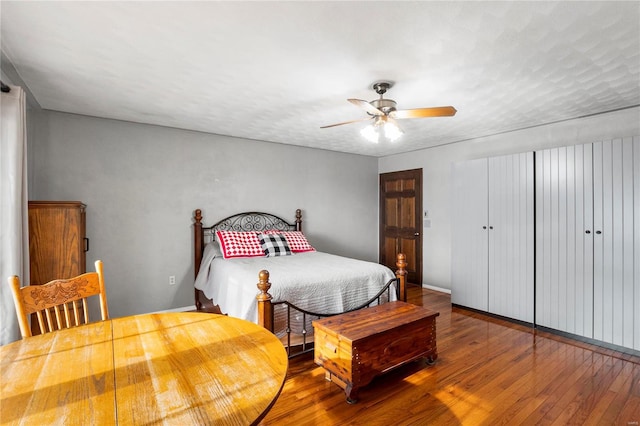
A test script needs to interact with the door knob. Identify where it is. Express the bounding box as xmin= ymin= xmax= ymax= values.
xmin=596 ymin=230 xmax=602 ymax=234
xmin=585 ymin=230 xmax=591 ymax=234
xmin=414 ymin=232 xmax=420 ymax=236
xmin=482 ymin=226 xmax=487 ymax=229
